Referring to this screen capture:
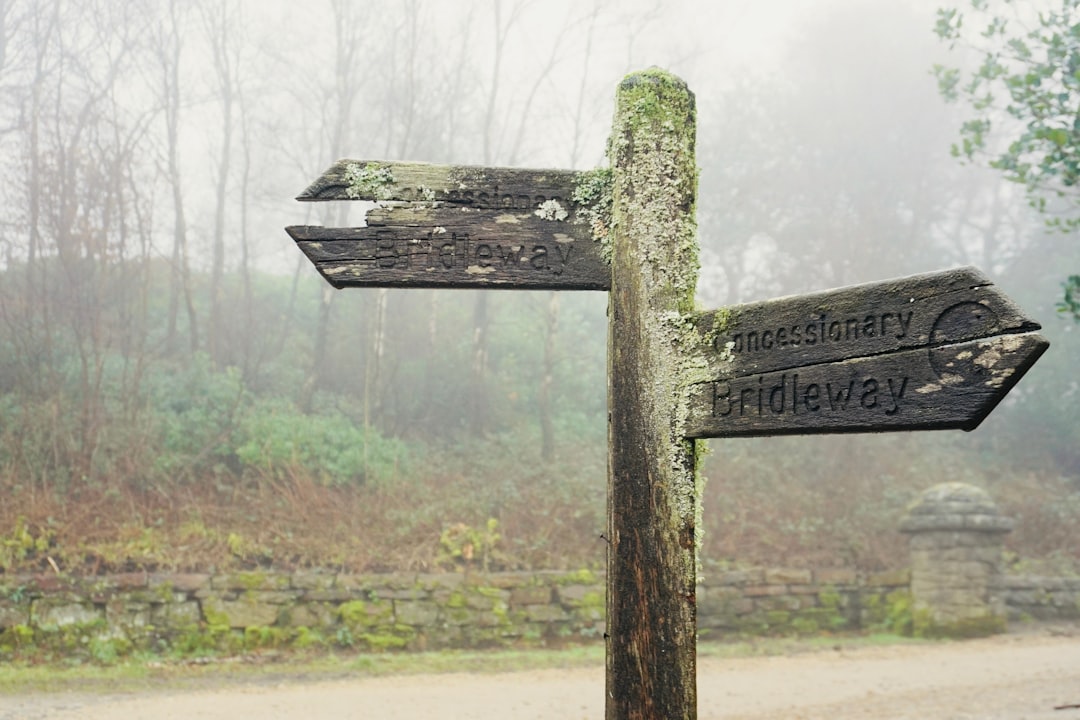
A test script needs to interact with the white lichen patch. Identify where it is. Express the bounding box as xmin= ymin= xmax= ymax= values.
xmin=432 ymin=226 xmax=447 ymax=234
xmin=917 ymin=383 xmax=942 ymax=394
xmin=495 ymin=214 xmax=520 ymax=224
xmin=534 ymin=199 xmax=568 ymax=222
xmin=973 ymin=340 xmax=1015 ymax=387
xmin=343 ymin=162 xmax=395 ymax=200
xmin=976 ymin=335 xmax=1025 ymax=364
xmin=573 ymin=167 xmax=614 ymax=255
xmin=974 ymin=346 xmax=1002 ymax=368
xmin=660 ymin=310 xmax=687 ymax=330
xmin=553 ymin=233 xmax=572 ymax=243
xmin=465 ymin=265 xmax=494 ymax=275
